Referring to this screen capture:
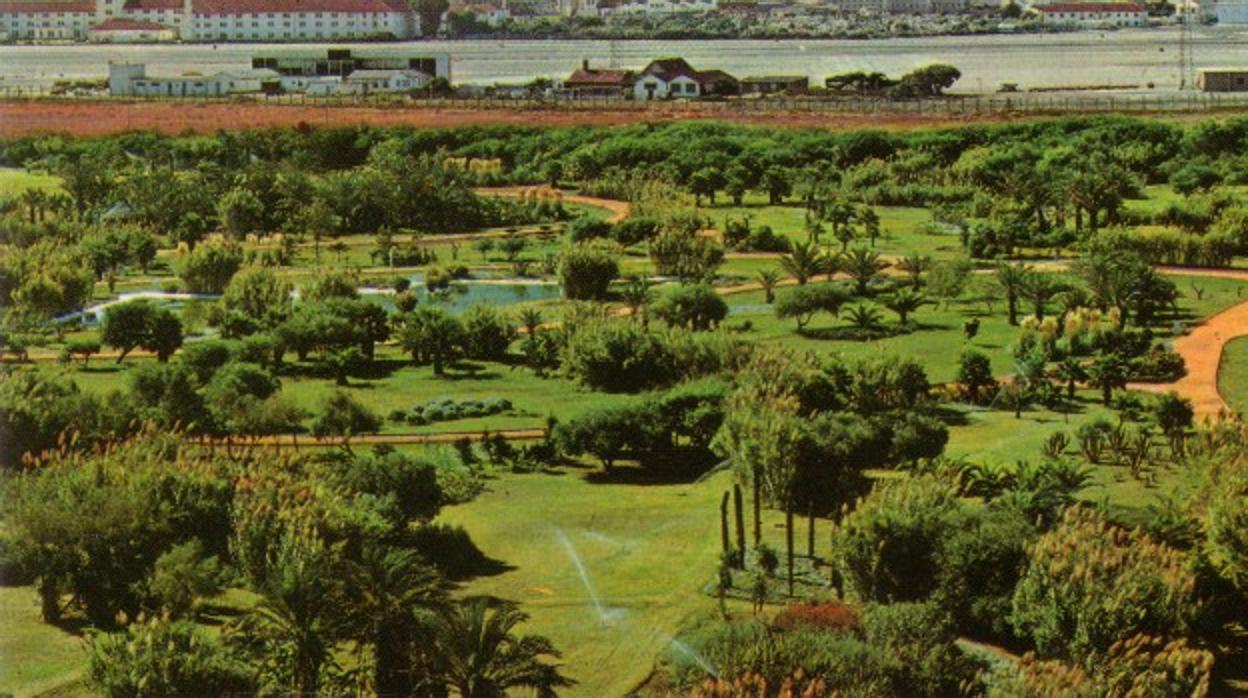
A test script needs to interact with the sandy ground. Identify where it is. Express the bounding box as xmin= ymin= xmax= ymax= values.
xmin=1130 ymin=266 xmax=1248 ymax=418
xmin=0 ymin=99 xmax=1034 ymax=137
